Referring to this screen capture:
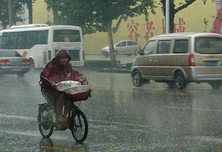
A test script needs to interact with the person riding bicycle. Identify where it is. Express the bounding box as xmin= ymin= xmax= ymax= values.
xmin=40 ymin=49 xmax=90 ymax=123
